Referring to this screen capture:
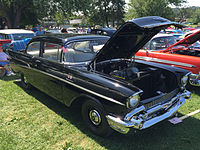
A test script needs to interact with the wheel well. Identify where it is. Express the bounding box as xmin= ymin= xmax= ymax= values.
xmin=70 ymin=94 xmax=102 ymax=109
